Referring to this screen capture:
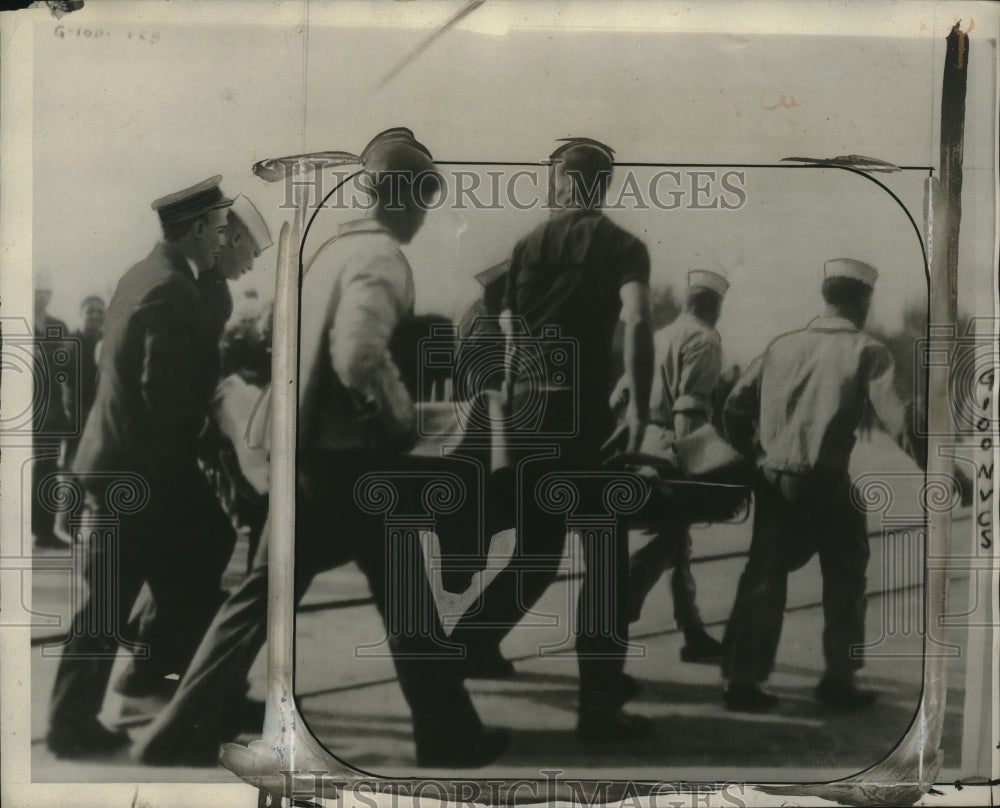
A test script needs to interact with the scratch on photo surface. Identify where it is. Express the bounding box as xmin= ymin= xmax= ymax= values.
xmin=378 ymin=0 xmax=486 ymax=90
